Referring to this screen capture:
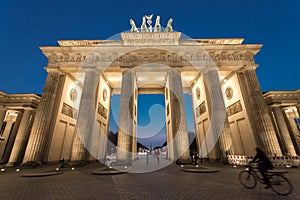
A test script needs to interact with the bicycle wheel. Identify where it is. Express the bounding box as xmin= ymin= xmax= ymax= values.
xmin=239 ymin=171 xmax=257 ymax=189
xmin=269 ymin=174 xmax=293 ymax=195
